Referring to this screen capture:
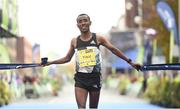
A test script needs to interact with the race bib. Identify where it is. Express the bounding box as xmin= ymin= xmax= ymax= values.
xmin=77 ymin=48 xmax=96 ymax=67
